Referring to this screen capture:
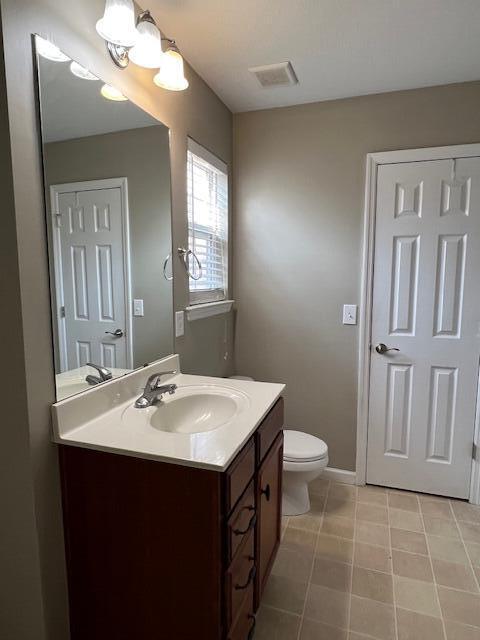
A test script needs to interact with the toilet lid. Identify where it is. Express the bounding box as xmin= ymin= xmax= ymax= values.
xmin=283 ymin=430 xmax=328 ymax=462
